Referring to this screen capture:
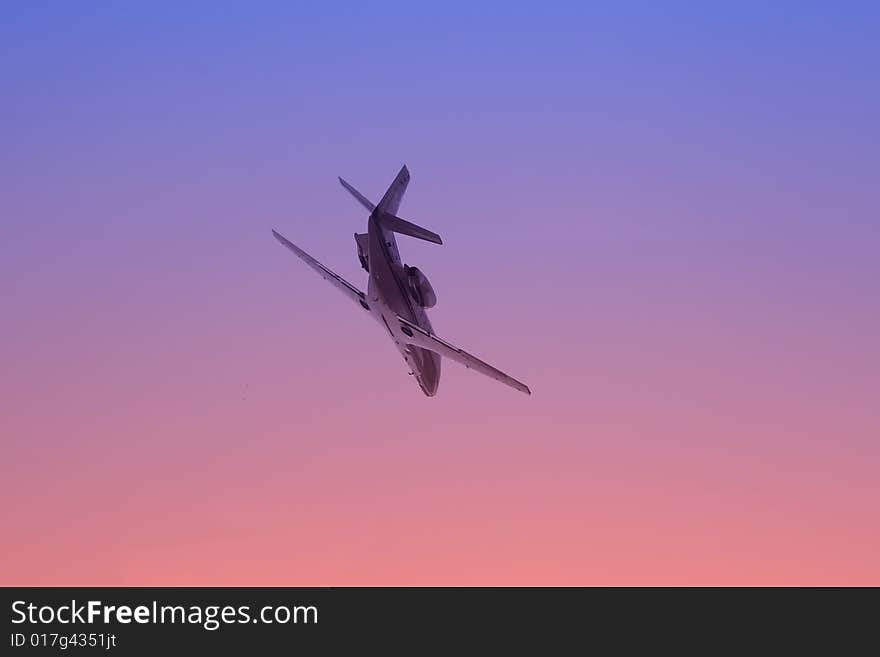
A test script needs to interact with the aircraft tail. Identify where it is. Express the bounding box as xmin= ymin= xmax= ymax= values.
xmin=339 ymin=165 xmax=413 ymax=217
xmin=378 ymin=212 xmax=443 ymax=245
xmin=376 ymin=165 xmax=410 ymax=215
xmin=339 ymin=166 xmax=440 ymax=243
xmin=338 ymin=177 xmax=375 ymax=212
